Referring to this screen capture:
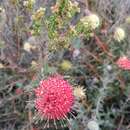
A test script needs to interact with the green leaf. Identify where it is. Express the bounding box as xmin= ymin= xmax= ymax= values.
xmin=0 ymin=41 xmax=5 ymax=48
xmin=43 ymin=63 xmax=57 ymax=75
xmin=32 ymin=80 xmax=39 ymax=87
xmin=15 ymin=82 xmax=23 ymax=88
xmin=72 ymin=37 xmax=81 ymax=49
